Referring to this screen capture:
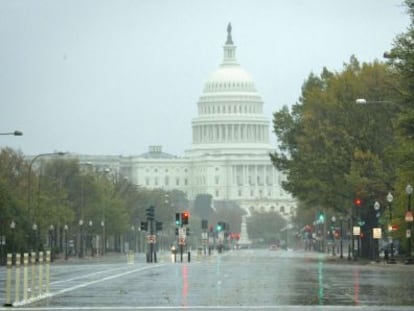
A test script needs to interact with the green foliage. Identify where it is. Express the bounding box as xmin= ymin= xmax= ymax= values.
xmin=271 ymin=57 xmax=399 ymax=215
xmin=0 ymin=149 xmax=189 ymax=255
xmin=246 ymin=211 xmax=287 ymax=245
